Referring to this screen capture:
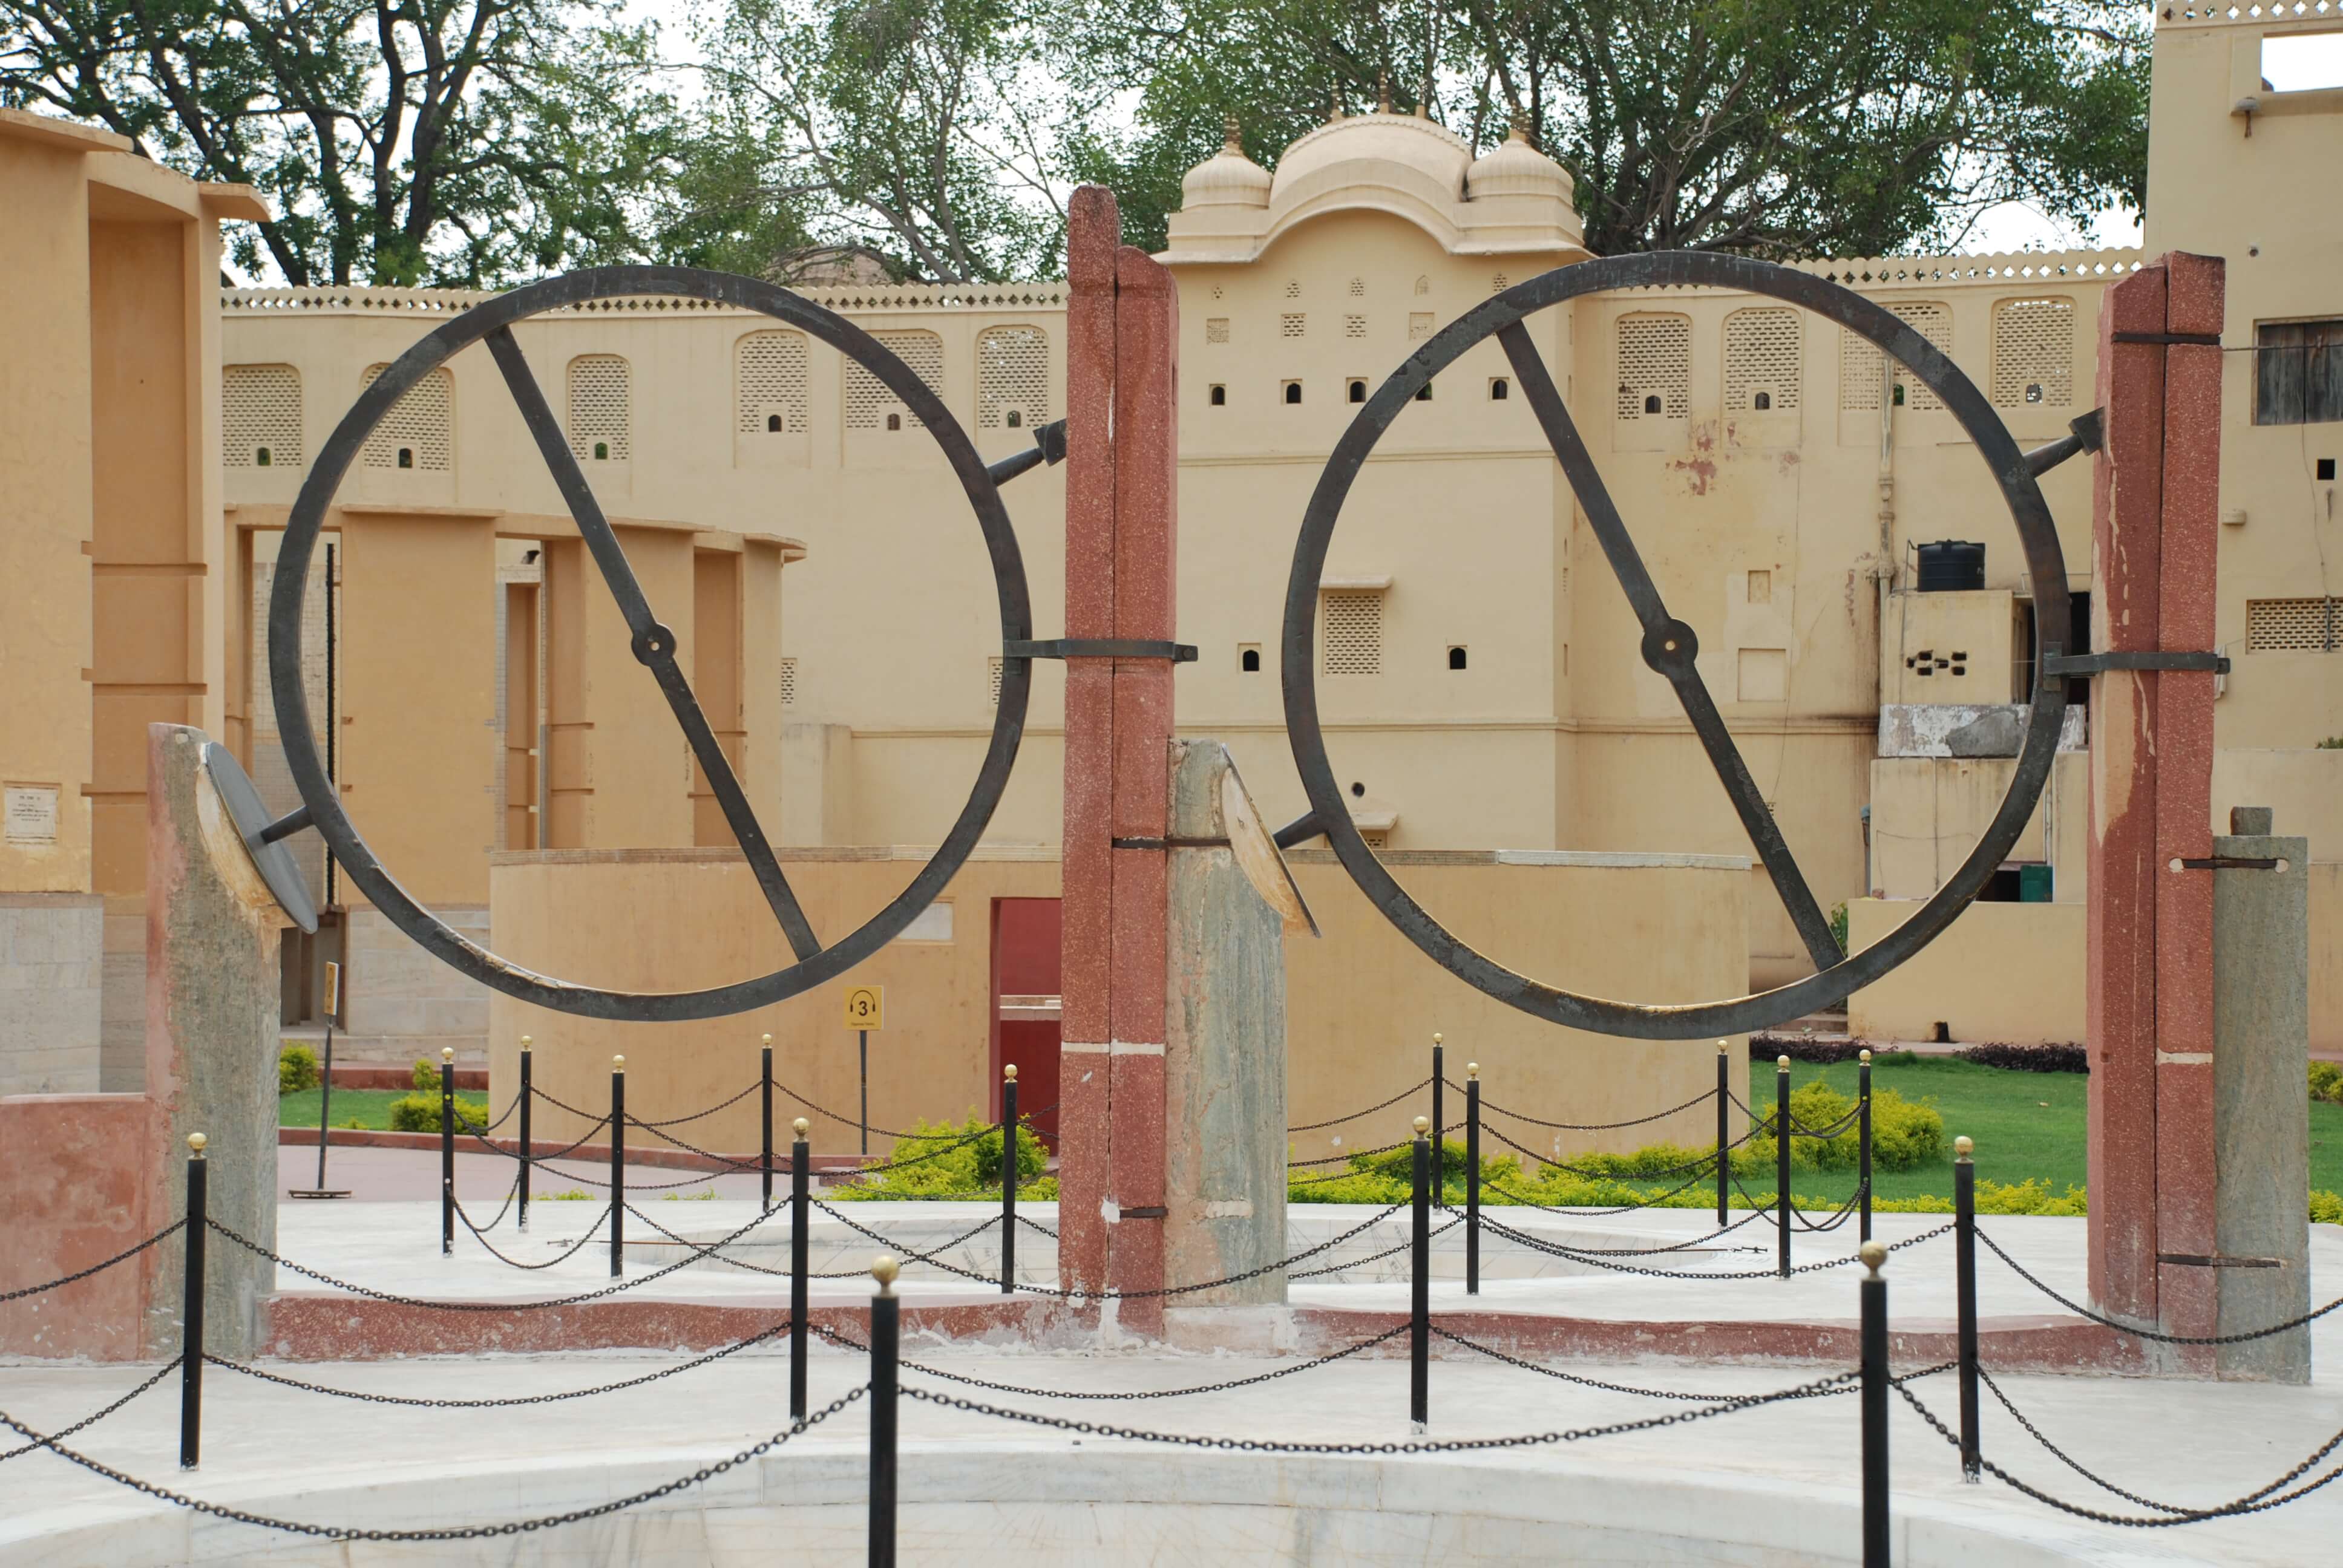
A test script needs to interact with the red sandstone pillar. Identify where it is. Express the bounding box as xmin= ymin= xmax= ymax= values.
xmin=1055 ymin=189 xmax=1180 ymax=1331
xmin=2086 ymin=253 xmax=2225 ymax=1356
xmin=1057 ymin=188 xmax=1119 ymax=1299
